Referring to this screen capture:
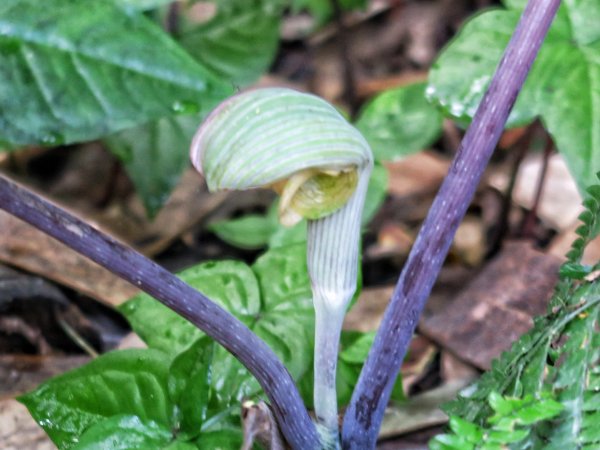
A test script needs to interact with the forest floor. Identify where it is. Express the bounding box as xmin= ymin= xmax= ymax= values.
xmin=2 ymin=0 xmax=599 ymax=448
